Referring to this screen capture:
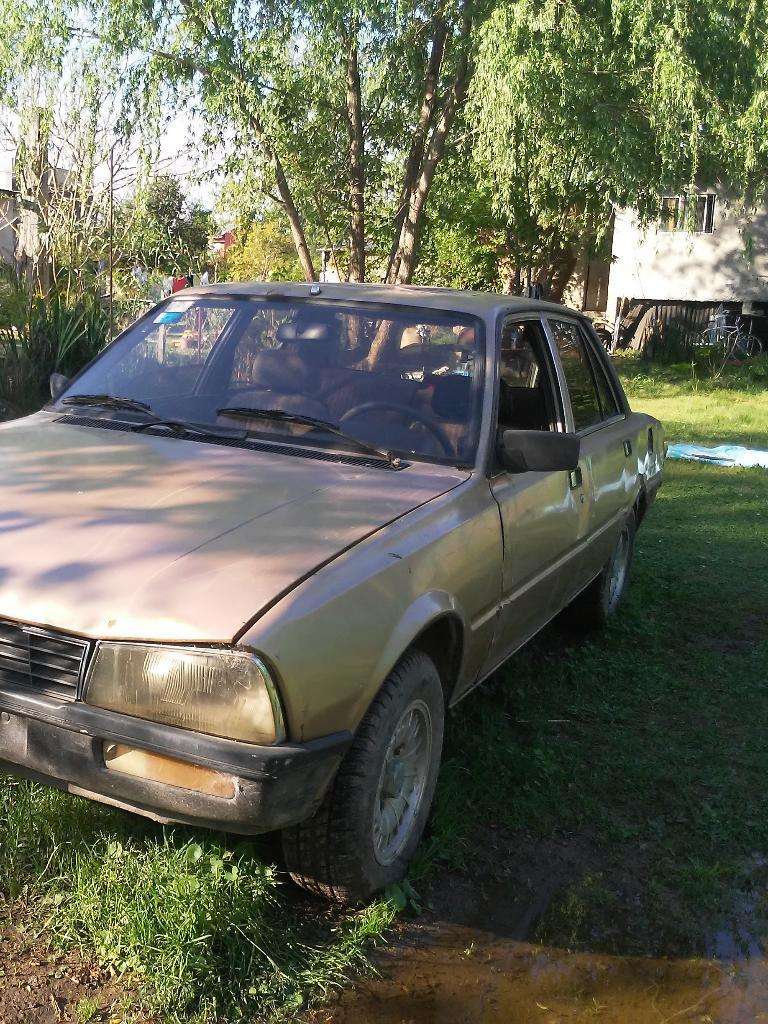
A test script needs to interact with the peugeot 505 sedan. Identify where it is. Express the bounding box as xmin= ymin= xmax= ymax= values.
xmin=0 ymin=282 xmax=663 ymax=900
